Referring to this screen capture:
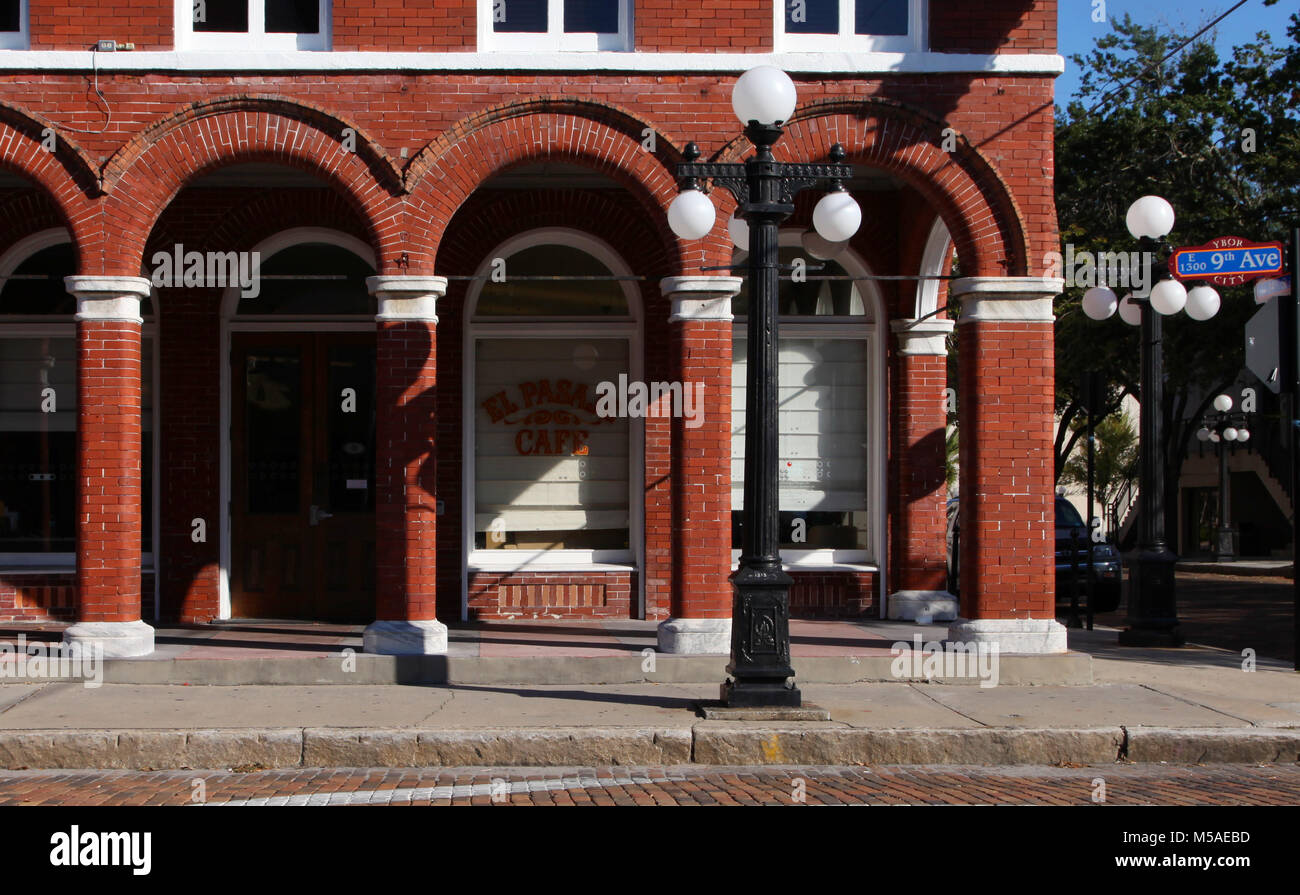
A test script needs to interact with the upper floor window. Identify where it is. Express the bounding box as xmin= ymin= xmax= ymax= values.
xmin=481 ymin=0 xmax=632 ymax=51
xmin=177 ymin=0 xmax=330 ymax=51
xmin=777 ymin=0 xmax=925 ymax=52
xmin=0 ymin=0 xmax=27 ymax=50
